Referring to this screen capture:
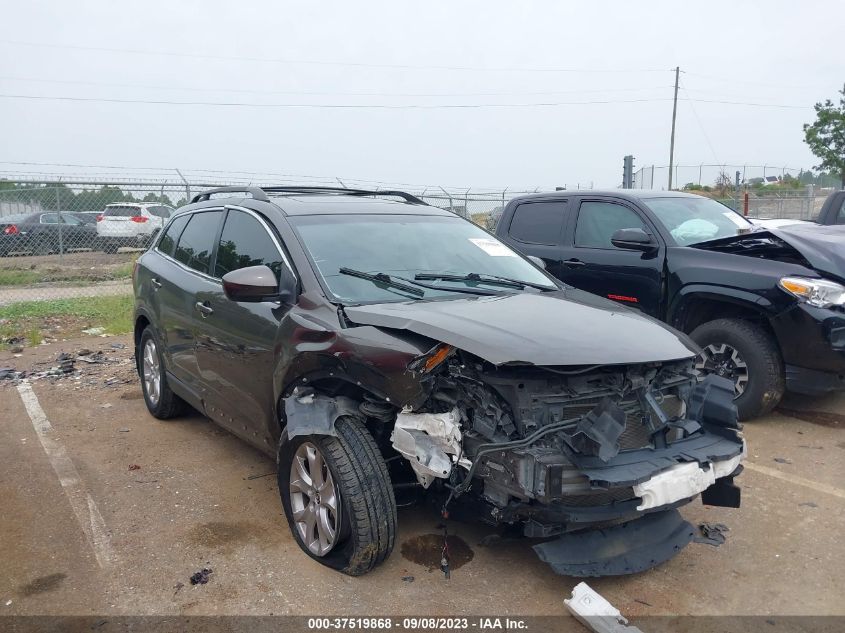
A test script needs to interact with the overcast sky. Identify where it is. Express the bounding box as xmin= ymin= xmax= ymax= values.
xmin=1 ymin=0 xmax=843 ymax=191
